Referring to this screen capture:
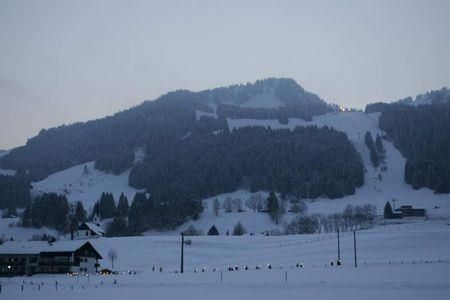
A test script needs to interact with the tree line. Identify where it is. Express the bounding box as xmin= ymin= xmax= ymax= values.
xmin=377 ymin=102 xmax=450 ymax=193
xmin=364 ymin=131 xmax=385 ymax=168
